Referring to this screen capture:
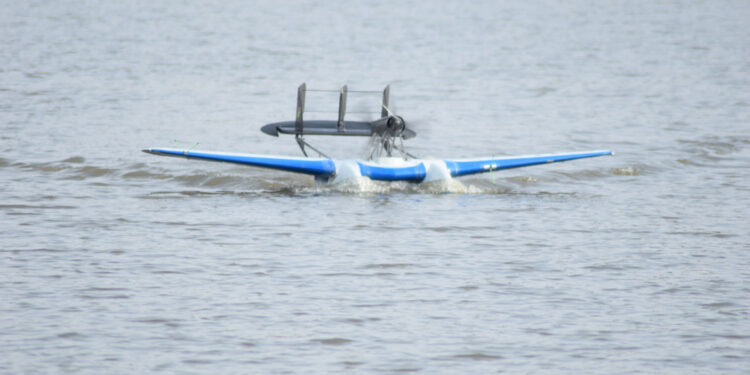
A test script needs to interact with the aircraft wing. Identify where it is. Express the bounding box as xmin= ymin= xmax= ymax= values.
xmin=142 ymin=148 xmax=336 ymax=177
xmin=443 ymin=150 xmax=613 ymax=178
xmin=143 ymin=148 xmax=613 ymax=182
